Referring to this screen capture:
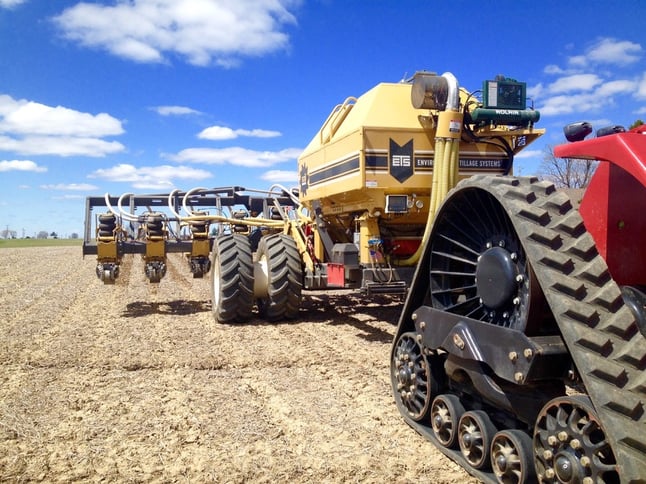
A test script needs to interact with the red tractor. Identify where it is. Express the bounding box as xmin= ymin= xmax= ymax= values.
xmin=391 ymin=122 xmax=646 ymax=483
